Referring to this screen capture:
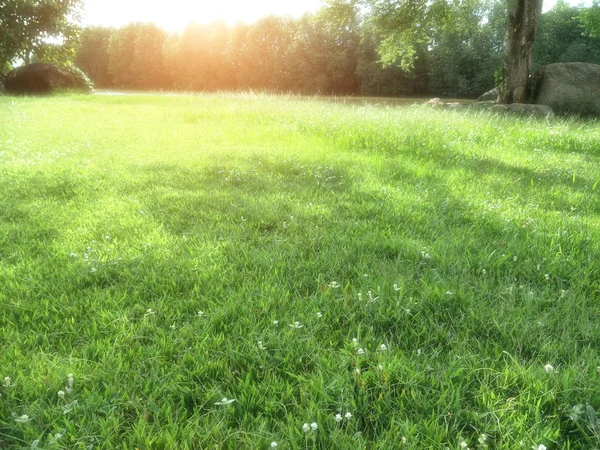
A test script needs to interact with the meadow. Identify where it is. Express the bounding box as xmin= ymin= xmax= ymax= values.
xmin=0 ymin=92 xmax=599 ymax=449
